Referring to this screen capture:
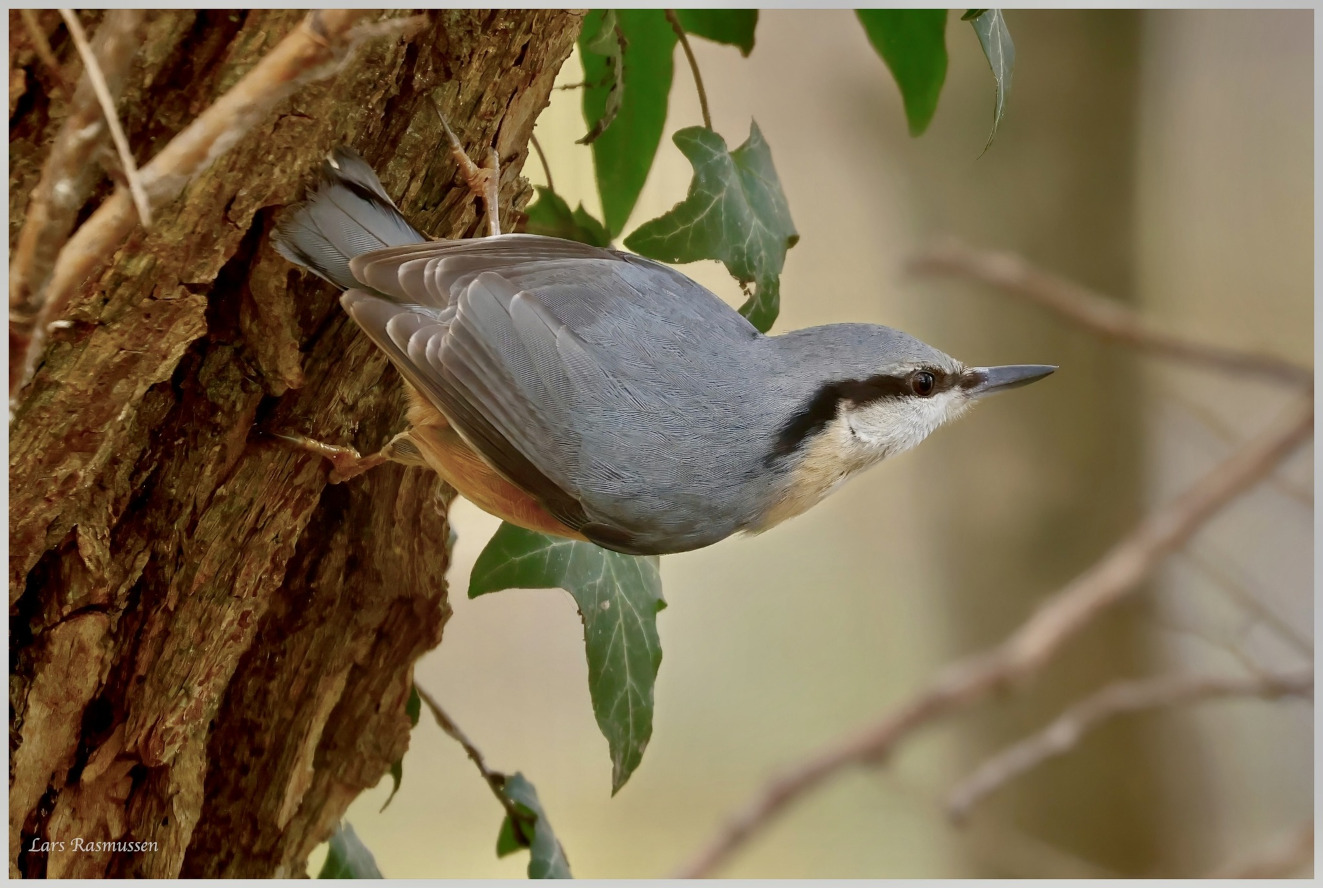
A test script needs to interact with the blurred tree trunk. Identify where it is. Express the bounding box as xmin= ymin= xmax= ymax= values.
xmin=910 ymin=12 xmax=1160 ymax=874
xmin=8 ymin=10 xmax=579 ymax=878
